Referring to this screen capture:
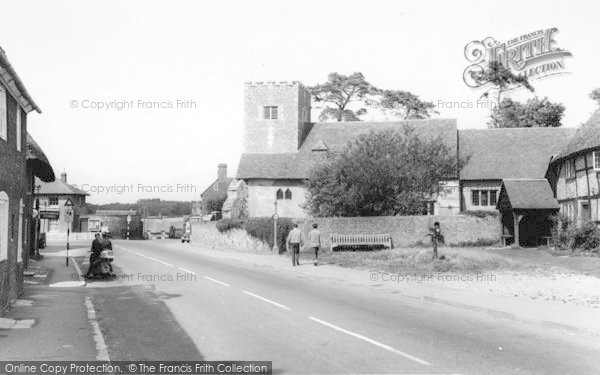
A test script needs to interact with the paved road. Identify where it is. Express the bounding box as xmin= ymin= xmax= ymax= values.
xmin=91 ymin=239 xmax=600 ymax=374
